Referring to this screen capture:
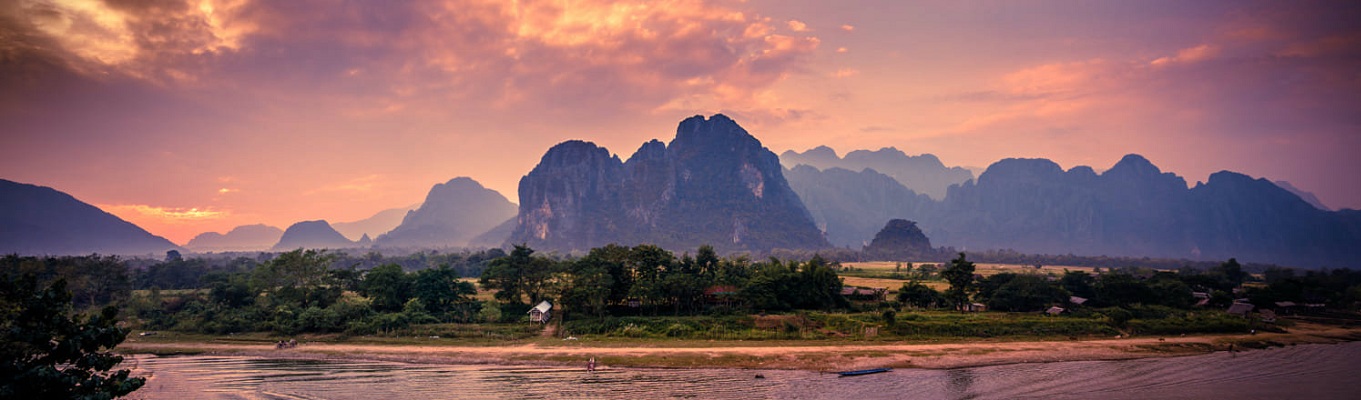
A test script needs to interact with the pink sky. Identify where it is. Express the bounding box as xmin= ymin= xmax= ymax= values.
xmin=2 ymin=0 xmax=1358 ymax=245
